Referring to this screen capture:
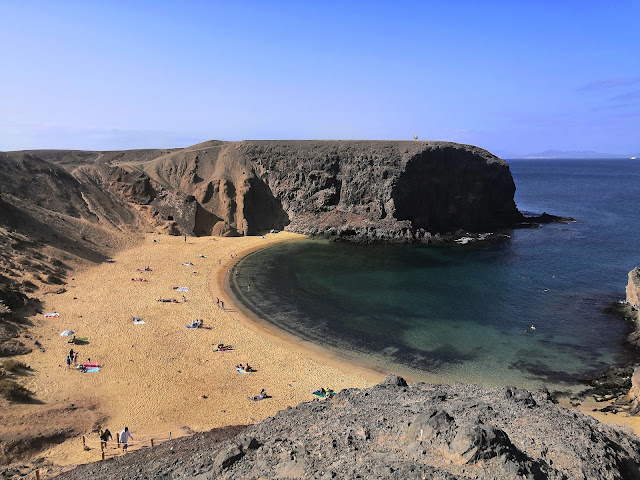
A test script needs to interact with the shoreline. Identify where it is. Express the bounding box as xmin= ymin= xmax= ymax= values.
xmin=11 ymin=233 xmax=377 ymax=471
xmin=4 ymin=233 xmax=639 ymax=474
xmin=218 ymin=241 xmax=388 ymax=386
xmin=221 ymin=238 xmax=640 ymax=437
